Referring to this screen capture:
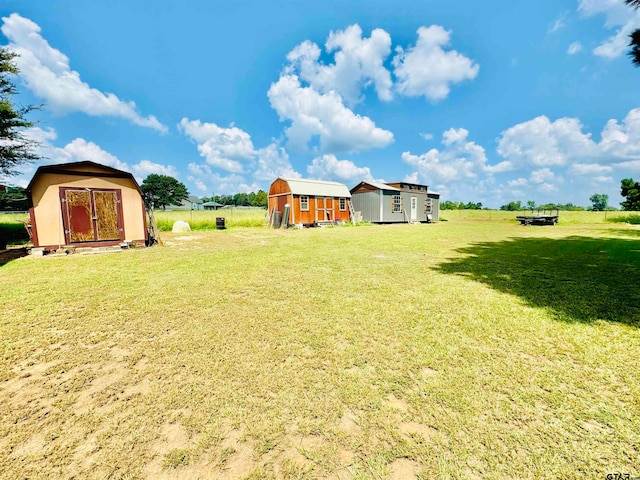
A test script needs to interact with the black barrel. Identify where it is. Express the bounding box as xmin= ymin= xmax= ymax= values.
xmin=273 ymin=211 xmax=282 ymax=229
xmin=216 ymin=217 xmax=226 ymax=230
